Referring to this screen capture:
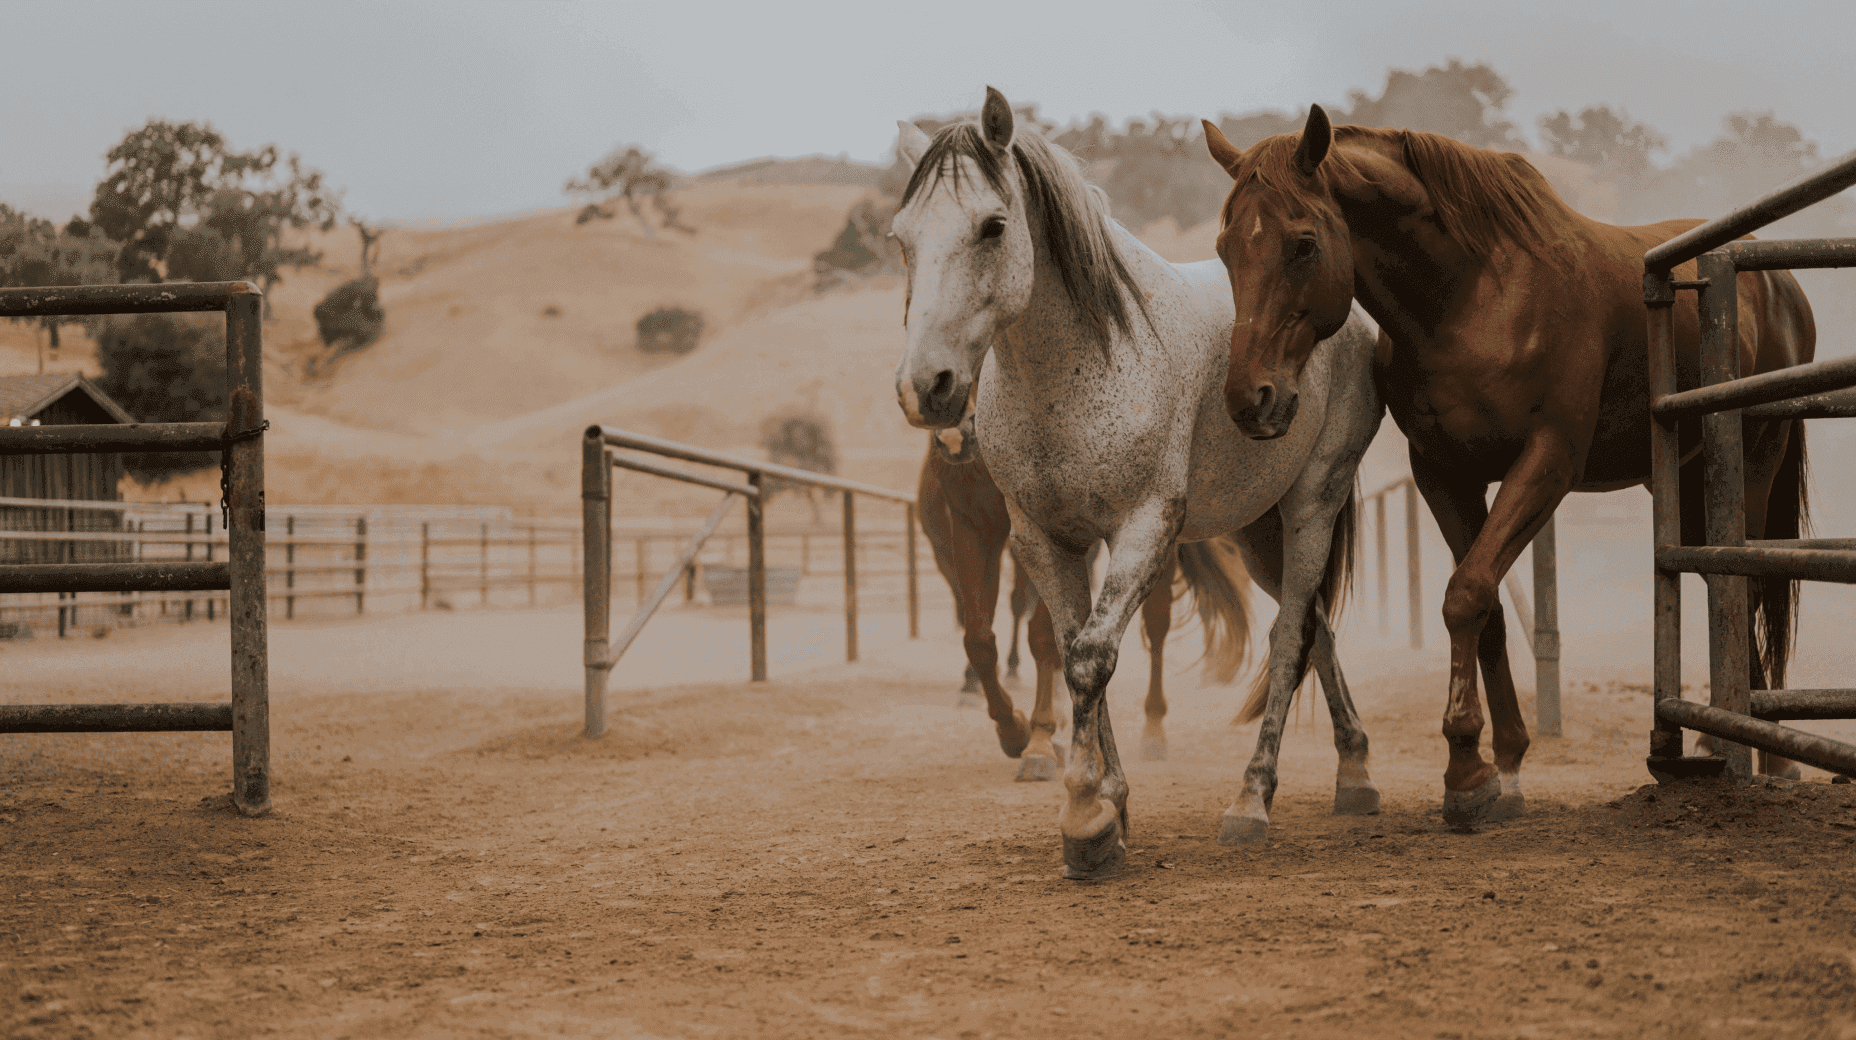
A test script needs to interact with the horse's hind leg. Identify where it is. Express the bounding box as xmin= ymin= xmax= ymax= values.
xmin=1140 ymin=558 xmax=1174 ymax=761
xmin=1016 ymin=596 xmax=1066 ymax=782
xmin=1005 ymin=550 xmax=1035 ymax=687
